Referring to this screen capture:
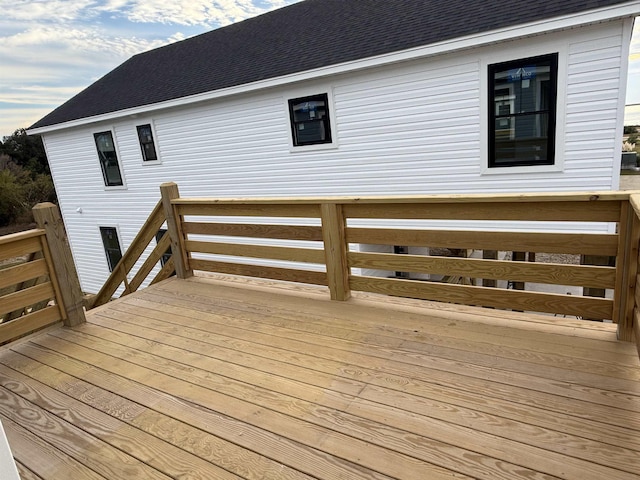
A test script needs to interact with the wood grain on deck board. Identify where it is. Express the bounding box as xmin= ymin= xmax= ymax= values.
xmin=0 ymin=276 xmax=638 ymax=480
